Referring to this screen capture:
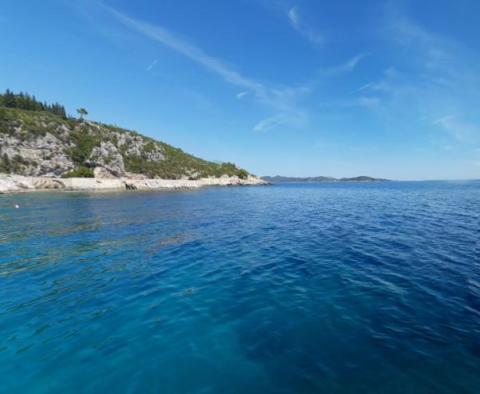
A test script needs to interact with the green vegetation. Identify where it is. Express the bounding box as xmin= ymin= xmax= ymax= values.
xmin=0 ymin=107 xmax=73 ymax=138
xmin=122 ymin=143 xmax=245 ymax=179
xmin=76 ymin=108 xmax=88 ymax=120
xmin=0 ymin=153 xmax=11 ymax=173
xmin=0 ymin=91 xmax=252 ymax=179
xmin=0 ymin=152 xmax=33 ymax=174
xmin=68 ymin=128 xmax=101 ymax=165
xmin=61 ymin=166 xmax=94 ymax=178
xmin=0 ymin=89 xmax=66 ymax=118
